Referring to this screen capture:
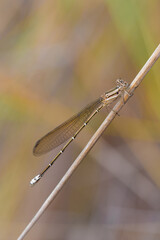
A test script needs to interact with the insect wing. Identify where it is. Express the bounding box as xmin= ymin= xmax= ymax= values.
xmin=33 ymin=97 xmax=103 ymax=156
